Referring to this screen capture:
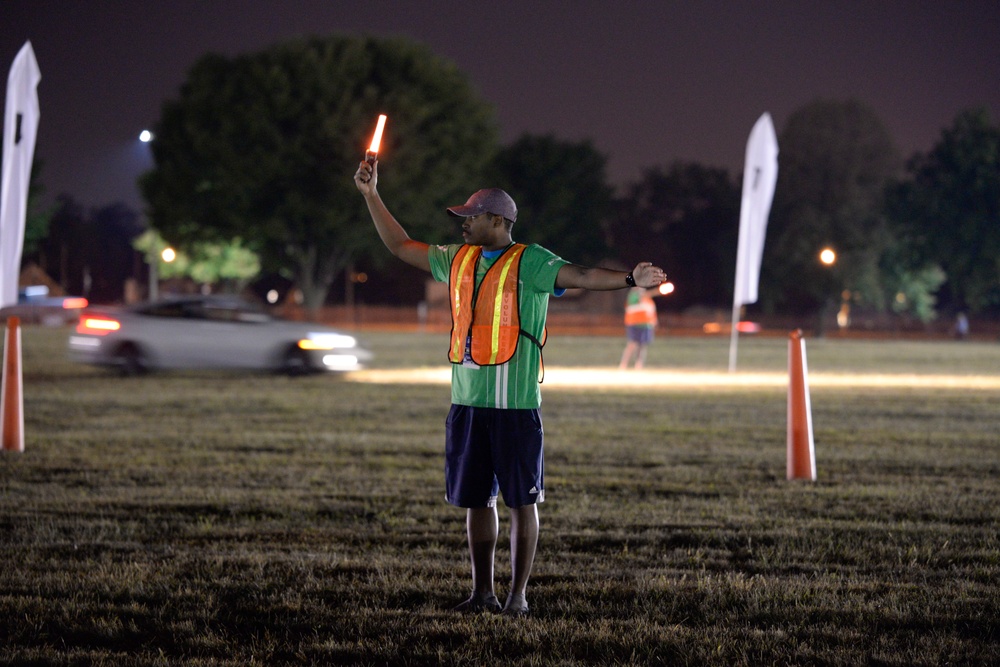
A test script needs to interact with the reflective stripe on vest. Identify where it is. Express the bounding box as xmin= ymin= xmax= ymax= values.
xmin=448 ymin=243 xmax=526 ymax=366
